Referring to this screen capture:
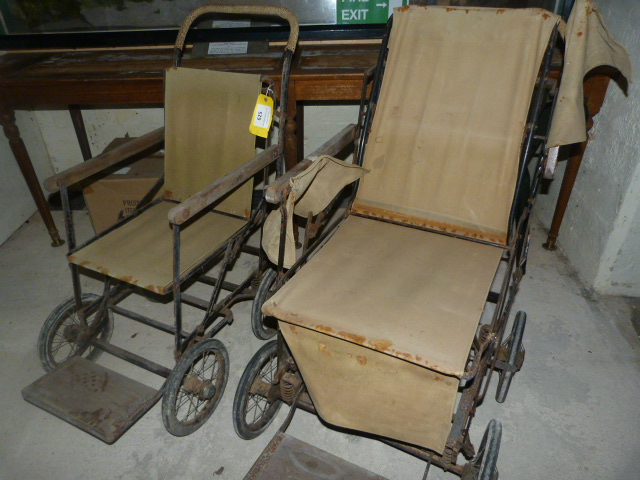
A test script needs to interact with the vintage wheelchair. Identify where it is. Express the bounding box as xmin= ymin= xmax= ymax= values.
xmin=21 ymin=5 xmax=299 ymax=444
xmin=233 ymin=5 xmax=569 ymax=479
